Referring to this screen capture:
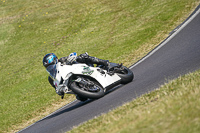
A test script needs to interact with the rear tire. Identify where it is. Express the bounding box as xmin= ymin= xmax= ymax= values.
xmin=116 ymin=66 xmax=134 ymax=84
